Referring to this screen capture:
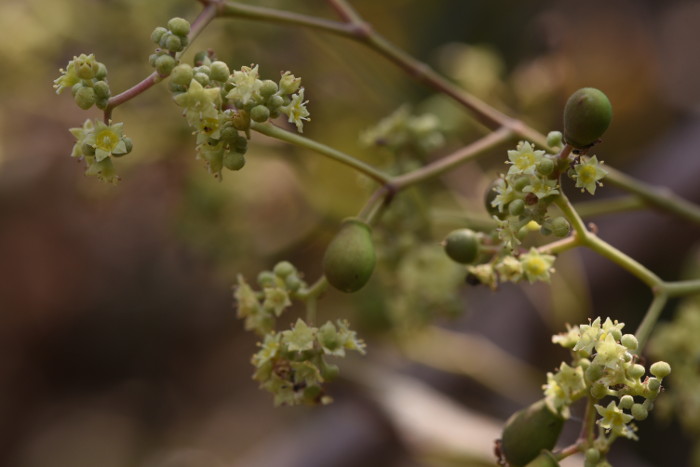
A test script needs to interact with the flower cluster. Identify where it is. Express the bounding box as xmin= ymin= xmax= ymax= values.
xmin=252 ymin=318 xmax=365 ymax=406
xmin=466 ymin=247 xmax=556 ymax=289
xmin=235 ymin=261 xmax=365 ymax=406
xmin=545 ymin=317 xmax=671 ymax=462
xmin=170 ymin=55 xmax=310 ymax=178
xmin=54 ymin=53 xmax=111 ymax=110
xmin=360 ymin=105 xmax=444 ymax=155
xmin=148 ymin=17 xmax=191 ymax=76
xmin=68 ymin=119 xmax=132 ymax=183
